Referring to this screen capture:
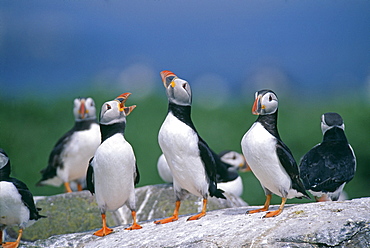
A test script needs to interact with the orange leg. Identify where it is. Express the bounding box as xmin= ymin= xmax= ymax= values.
xmin=64 ymin=182 xmax=73 ymax=193
xmin=93 ymin=214 xmax=113 ymax=237
xmin=125 ymin=211 xmax=142 ymax=230
xmin=154 ymin=200 xmax=180 ymax=224
xmin=247 ymin=194 xmax=272 ymax=214
xmin=264 ymin=197 xmax=287 ymax=218
xmin=77 ymin=183 xmax=83 ymax=192
xmin=187 ymin=198 xmax=207 ymax=221
xmin=2 ymin=229 xmax=22 ymax=248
